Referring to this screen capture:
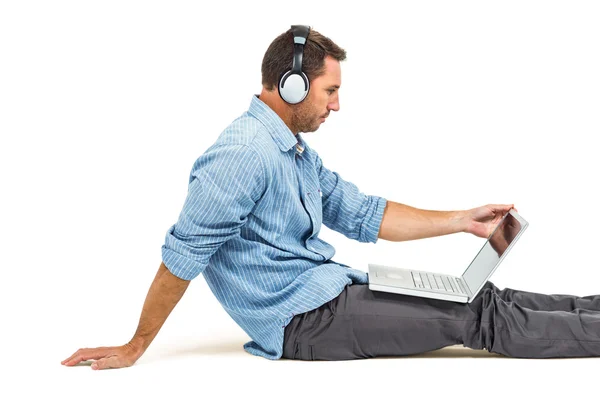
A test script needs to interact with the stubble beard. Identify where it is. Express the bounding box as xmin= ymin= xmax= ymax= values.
xmin=290 ymin=103 xmax=319 ymax=134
